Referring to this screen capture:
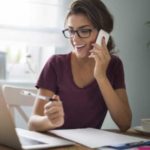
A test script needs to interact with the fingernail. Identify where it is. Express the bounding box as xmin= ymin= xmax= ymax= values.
xmin=52 ymin=95 xmax=56 ymax=99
